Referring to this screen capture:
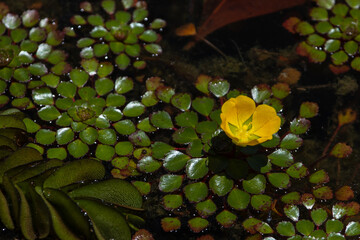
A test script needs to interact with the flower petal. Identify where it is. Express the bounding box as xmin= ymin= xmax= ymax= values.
xmin=252 ymin=105 xmax=281 ymax=137
xmin=234 ymin=95 xmax=256 ymax=125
